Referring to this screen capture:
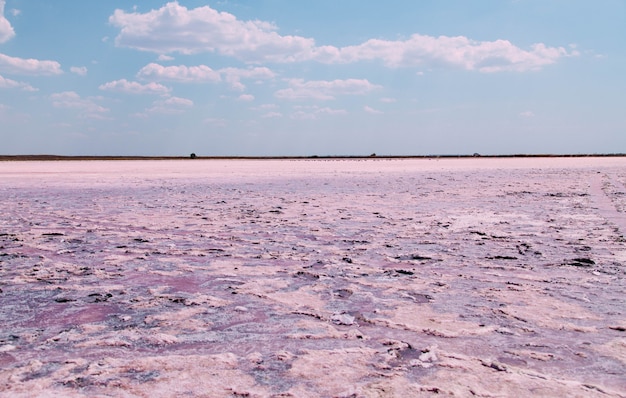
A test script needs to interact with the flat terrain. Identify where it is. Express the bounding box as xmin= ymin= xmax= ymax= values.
xmin=0 ymin=158 xmax=625 ymax=397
